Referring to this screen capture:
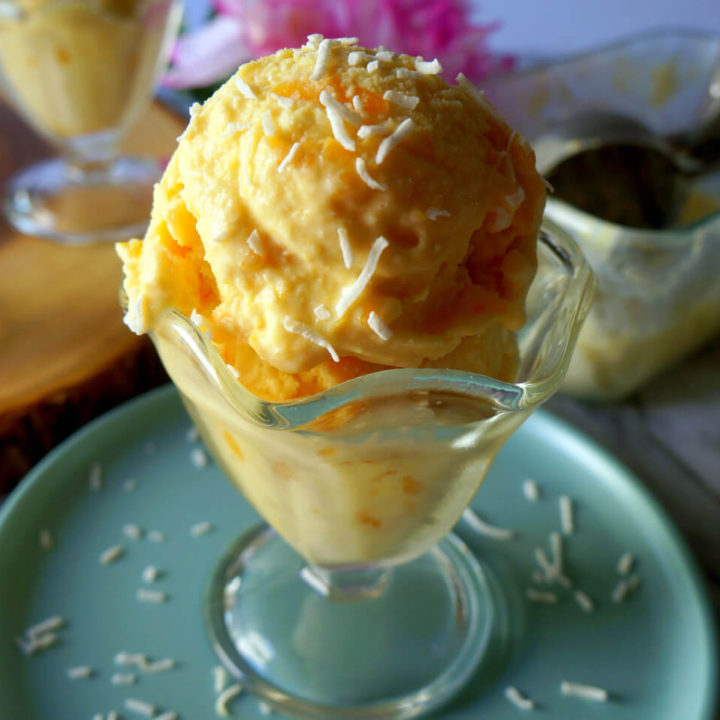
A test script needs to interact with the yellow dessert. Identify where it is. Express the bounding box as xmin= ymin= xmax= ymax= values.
xmin=118 ymin=37 xmax=545 ymax=400
xmin=0 ymin=0 xmax=178 ymax=139
xmin=118 ymin=38 xmax=546 ymax=566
